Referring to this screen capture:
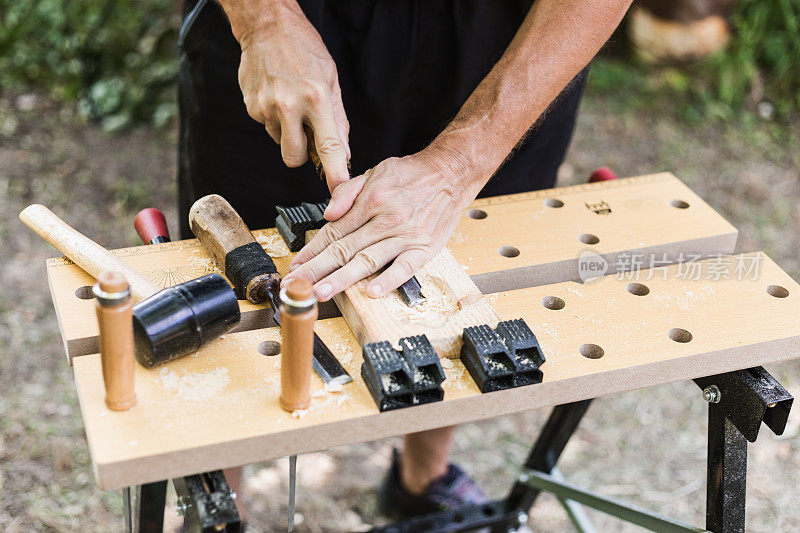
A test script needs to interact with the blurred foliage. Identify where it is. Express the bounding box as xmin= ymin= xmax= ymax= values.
xmin=705 ymin=0 xmax=800 ymax=117
xmin=0 ymin=0 xmax=179 ymax=131
xmin=598 ymin=0 xmax=800 ymax=120
xmin=0 ymin=0 xmax=797 ymax=130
